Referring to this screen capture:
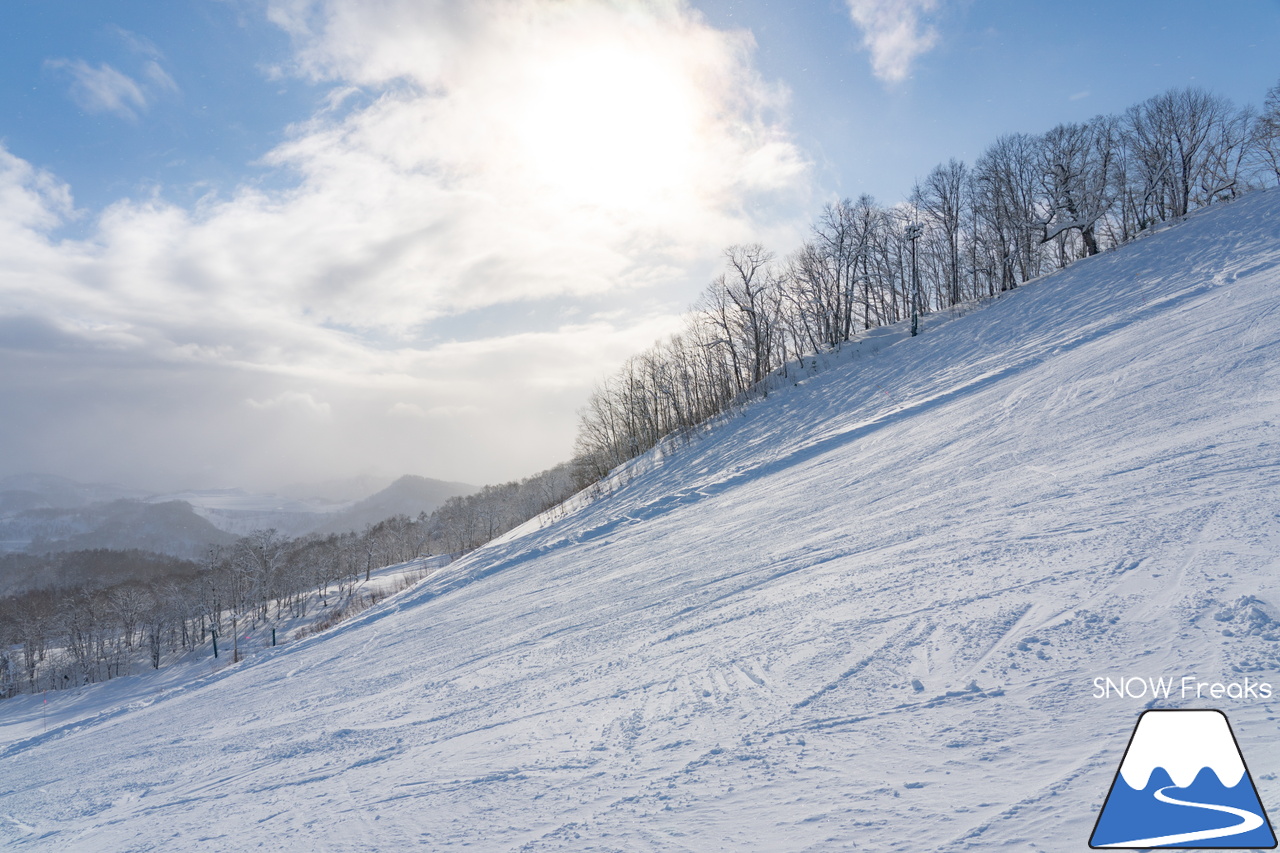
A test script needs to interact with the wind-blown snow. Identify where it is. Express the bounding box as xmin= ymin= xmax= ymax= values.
xmin=3 ymin=191 xmax=1280 ymax=851
xmin=1118 ymin=710 xmax=1245 ymax=790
